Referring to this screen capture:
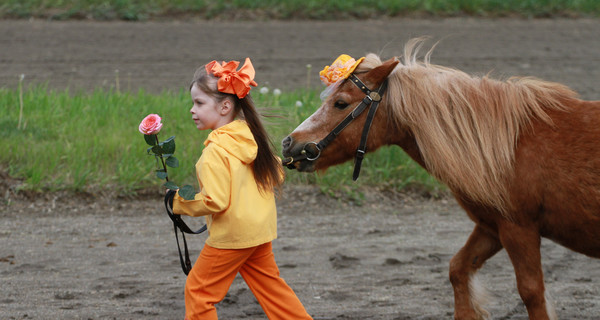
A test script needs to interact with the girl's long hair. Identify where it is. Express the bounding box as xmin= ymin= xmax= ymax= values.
xmin=191 ymin=70 xmax=284 ymax=193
